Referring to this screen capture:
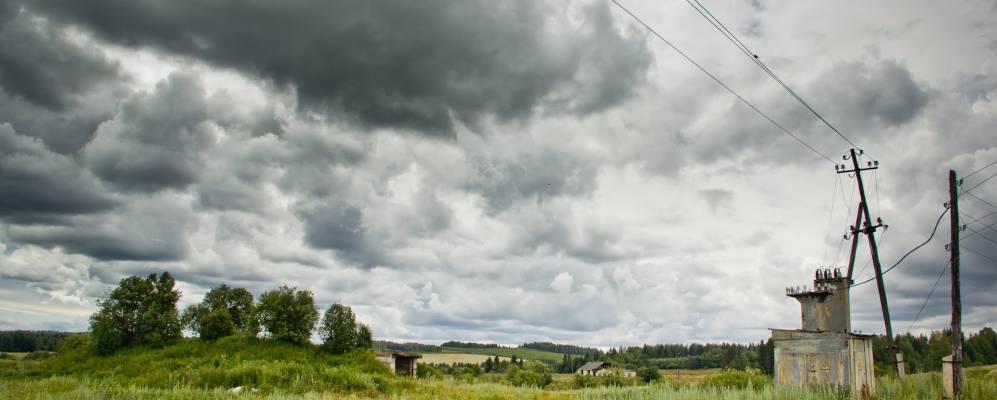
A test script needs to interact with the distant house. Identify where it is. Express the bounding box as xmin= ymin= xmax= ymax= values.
xmin=374 ymin=350 xmax=422 ymax=377
xmin=576 ymin=361 xmax=636 ymax=377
